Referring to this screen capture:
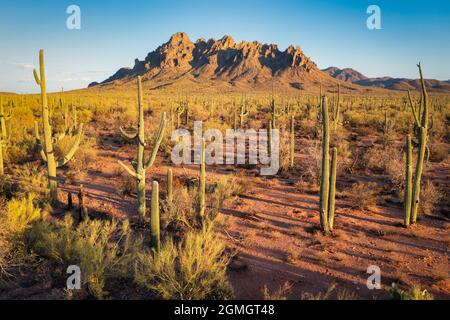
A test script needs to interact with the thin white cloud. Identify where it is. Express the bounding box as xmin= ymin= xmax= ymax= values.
xmin=4 ymin=61 xmax=36 ymax=70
